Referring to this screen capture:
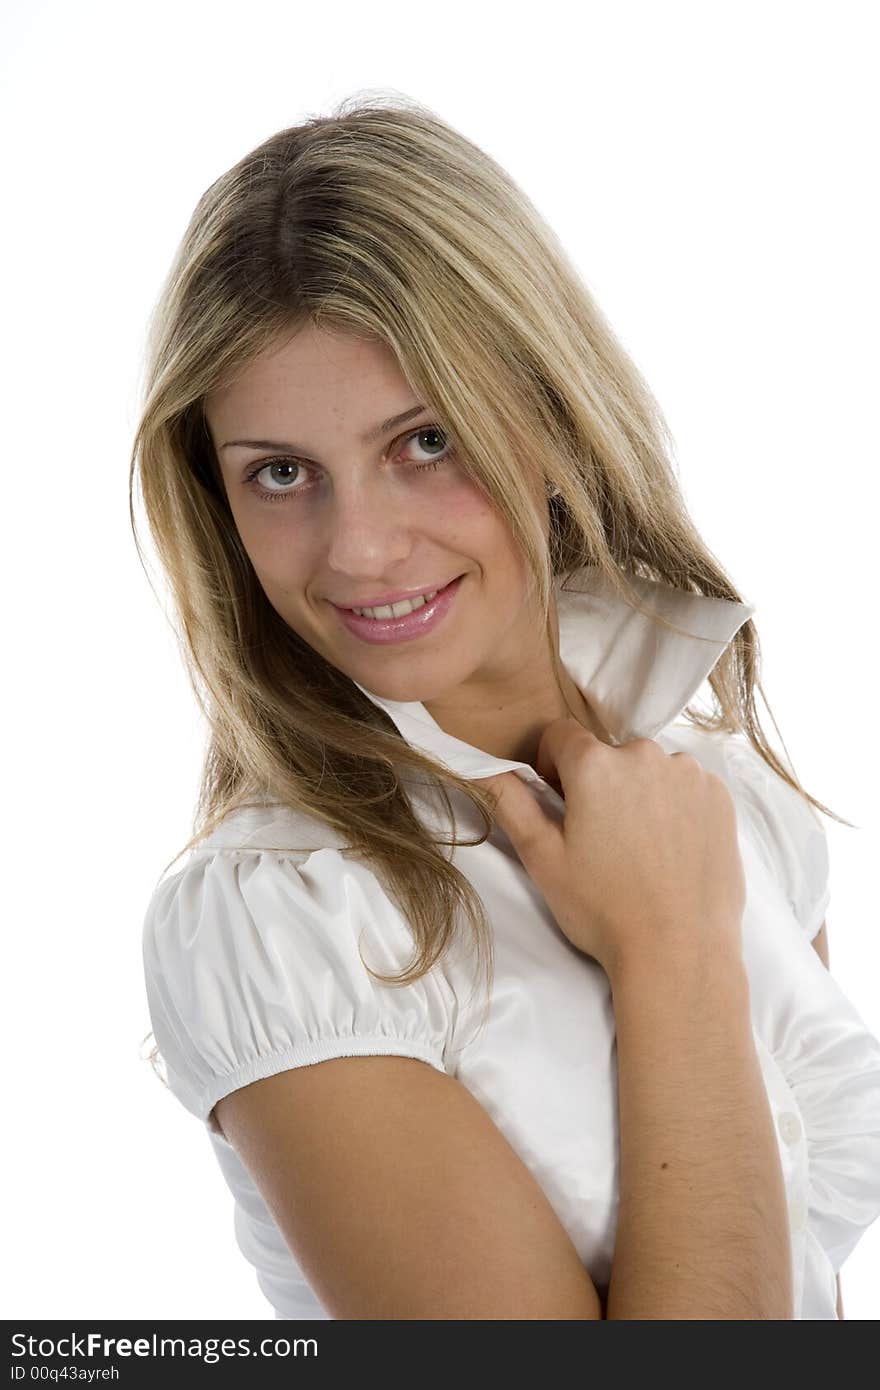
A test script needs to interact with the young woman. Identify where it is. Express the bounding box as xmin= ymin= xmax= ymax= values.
xmin=137 ymin=95 xmax=880 ymax=1319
